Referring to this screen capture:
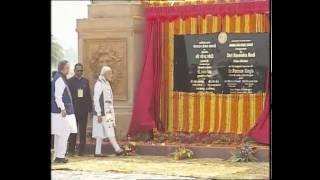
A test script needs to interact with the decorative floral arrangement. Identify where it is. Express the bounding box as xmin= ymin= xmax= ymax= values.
xmin=171 ymin=146 xmax=194 ymax=160
xmin=120 ymin=142 xmax=136 ymax=156
xmin=228 ymin=142 xmax=258 ymax=162
xmin=151 ymin=129 xmax=244 ymax=145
